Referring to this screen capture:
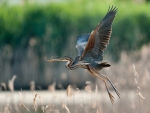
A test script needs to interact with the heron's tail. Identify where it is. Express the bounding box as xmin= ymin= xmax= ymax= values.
xmin=100 ymin=62 xmax=111 ymax=68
